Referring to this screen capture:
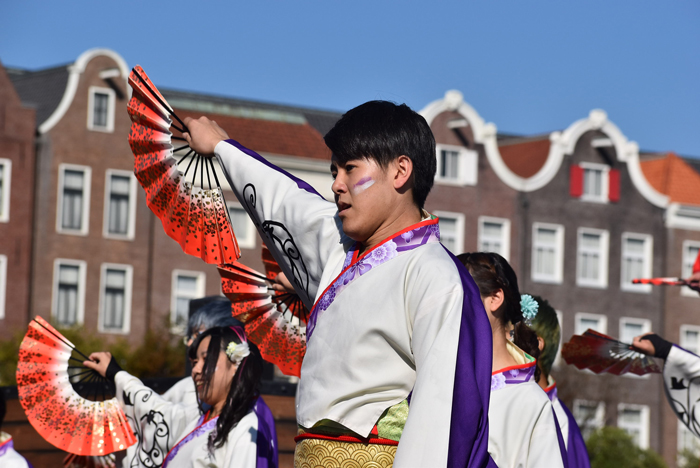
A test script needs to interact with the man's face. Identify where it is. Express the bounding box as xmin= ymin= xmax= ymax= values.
xmin=330 ymin=157 xmax=393 ymax=242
